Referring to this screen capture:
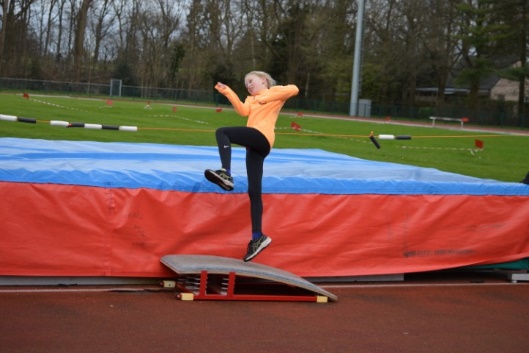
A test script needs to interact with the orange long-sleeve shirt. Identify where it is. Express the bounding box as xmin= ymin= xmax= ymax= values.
xmin=215 ymin=84 xmax=299 ymax=147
